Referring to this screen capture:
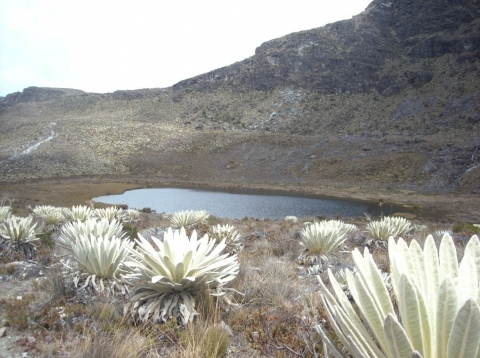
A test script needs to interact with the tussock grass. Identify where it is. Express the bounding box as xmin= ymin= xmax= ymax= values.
xmin=180 ymin=320 xmax=231 ymax=358
xmin=71 ymin=328 xmax=155 ymax=358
